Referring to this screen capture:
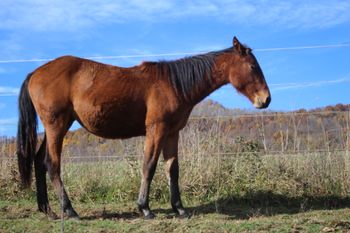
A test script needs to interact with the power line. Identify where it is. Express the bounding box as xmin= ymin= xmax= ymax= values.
xmin=254 ymin=43 xmax=350 ymax=52
xmin=0 ymin=43 xmax=349 ymax=64
xmin=0 ymin=52 xmax=198 ymax=64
